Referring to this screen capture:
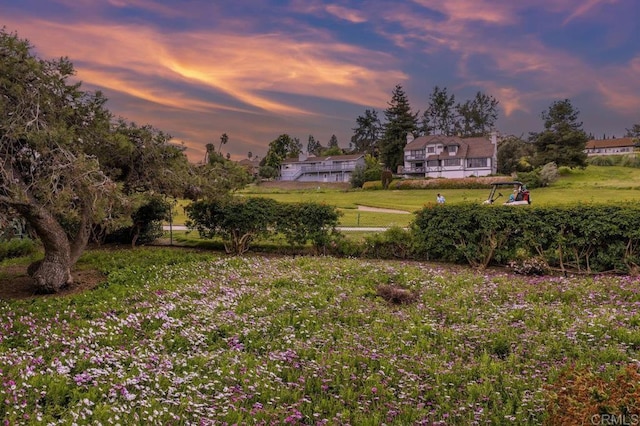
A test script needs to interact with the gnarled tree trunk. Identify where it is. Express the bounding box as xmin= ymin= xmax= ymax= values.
xmin=14 ymin=203 xmax=78 ymax=293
